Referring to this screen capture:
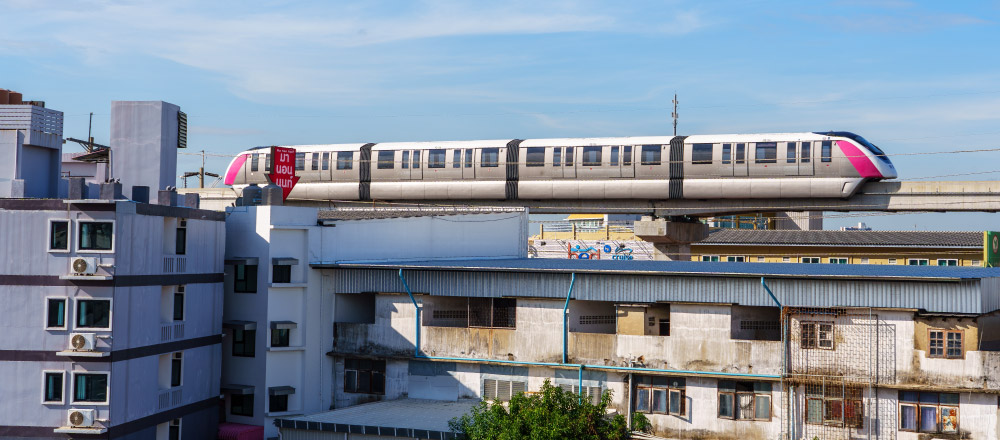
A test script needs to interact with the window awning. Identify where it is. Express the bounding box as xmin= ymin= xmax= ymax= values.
xmin=225 ymin=257 xmax=259 ymax=265
xmin=223 ymin=320 xmax=257 ymax=331
xmin=270 ymin=321 xmax=298 ymax=330
xmin=222 ymin=384 xmax=255 ymax=395
xmin=269 ymin=386 xmax=296 ymax=396
xmin=271 ymin=257 xmax=299 ymax=266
